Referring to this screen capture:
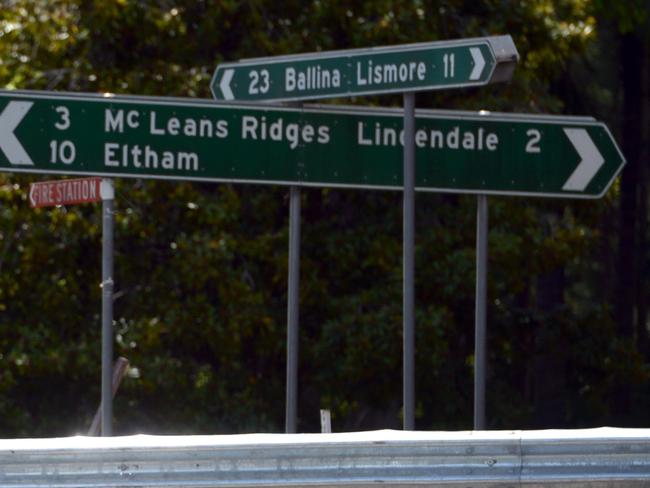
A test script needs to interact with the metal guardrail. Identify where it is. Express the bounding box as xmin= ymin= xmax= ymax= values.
xmin=0 ymin=428 xmax=649 ymax=487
